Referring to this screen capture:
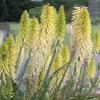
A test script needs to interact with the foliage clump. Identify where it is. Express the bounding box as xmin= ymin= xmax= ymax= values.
xmin=0 ymin=4 xmax=99 ymax=100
